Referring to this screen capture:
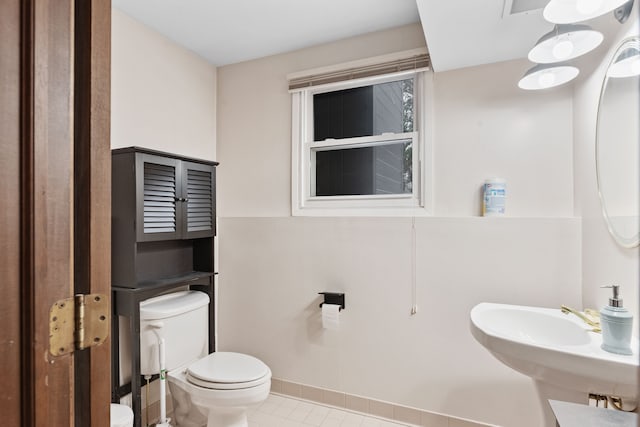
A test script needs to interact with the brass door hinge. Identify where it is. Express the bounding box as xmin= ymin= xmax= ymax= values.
xmin=49 ymin=294 xmax=108 ymax=356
